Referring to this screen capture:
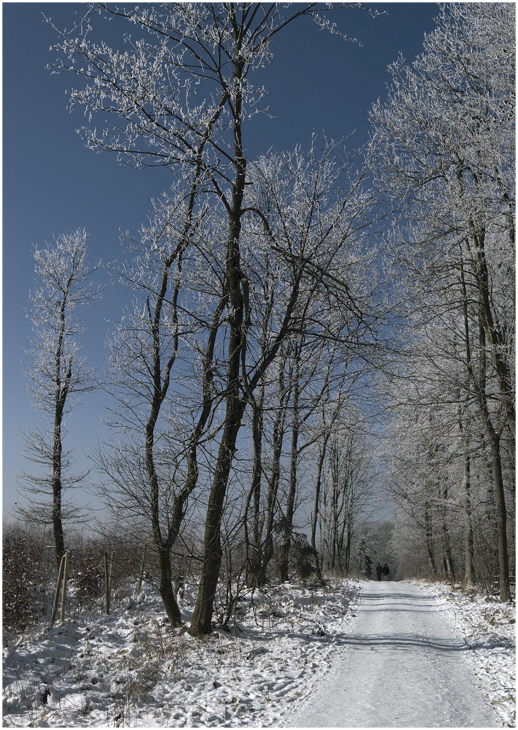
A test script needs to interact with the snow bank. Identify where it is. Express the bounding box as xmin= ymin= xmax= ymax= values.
xmin=414 ymin=580 xmax=516 ymax=728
